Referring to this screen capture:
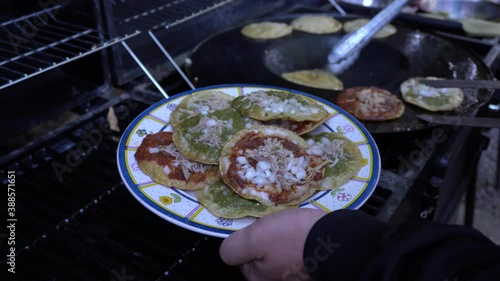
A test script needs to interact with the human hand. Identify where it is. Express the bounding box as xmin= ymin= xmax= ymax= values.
xmin=219 ymin=208 xmax=327 ymax=281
